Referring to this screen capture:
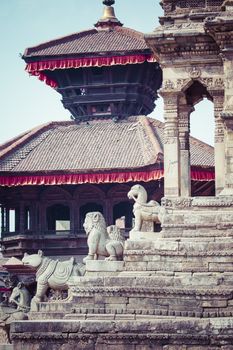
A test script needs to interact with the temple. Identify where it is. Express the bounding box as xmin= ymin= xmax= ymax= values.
xmin=0 ymin=1 xmax=214 ymax=258
xmin=2 ymin=0 xmax=233 ymax=349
